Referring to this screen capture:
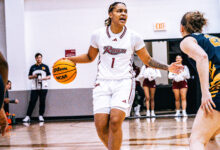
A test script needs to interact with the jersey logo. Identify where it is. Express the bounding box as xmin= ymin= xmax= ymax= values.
xmin=112 ymin=38 xmax=117 ymax=41
xmin=103 ymin=46 xmax=127 ymax=55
